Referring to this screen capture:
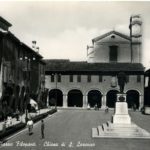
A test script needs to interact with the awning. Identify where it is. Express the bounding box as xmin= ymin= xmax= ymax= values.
xmin=30 ymin=99 xmax=38 ymax=110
